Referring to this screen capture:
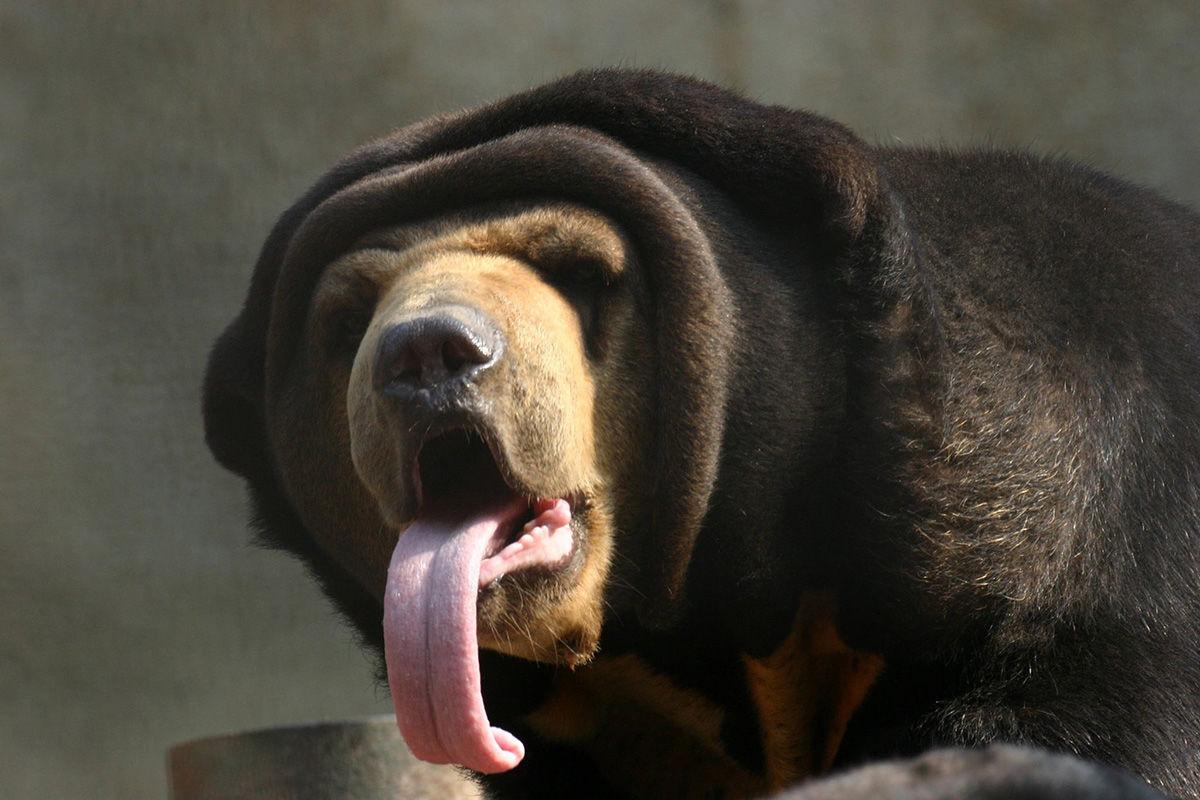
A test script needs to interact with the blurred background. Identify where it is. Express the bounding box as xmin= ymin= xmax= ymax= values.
xmin=3 ymin=2 xmax=1198 ymax=797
